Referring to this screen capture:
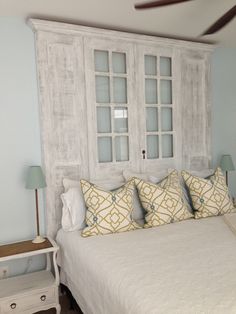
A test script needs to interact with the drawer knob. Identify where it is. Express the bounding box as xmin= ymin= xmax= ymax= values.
xmin=10 ymin=303 xmax=16 ymax=309
xmin=40 ymin=295 xmax=46 ymax=301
